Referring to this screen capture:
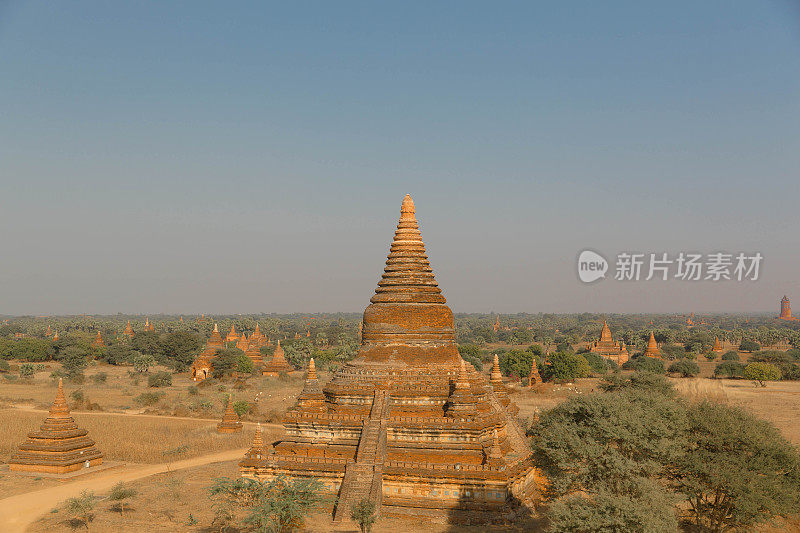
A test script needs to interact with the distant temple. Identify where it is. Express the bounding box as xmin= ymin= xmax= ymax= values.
xmin=92 ymin=331 xmax=104 ymax=348
xmin=123 ymin=320 xmax=135 ymax=337
xmin=261 ymin=340 xmax=294 ymax=376
xmin=643 ymin=331 xmax=660 ymax=358
xmin=589 ymin=320 xmax=629 ymax=365
xmin=52 ymin=330 xmax=59 ymax=342
xmin=226 ymin=324 xmax=240 ymax=343
xmin=144 ymin=318 xmax=155 ymax=333
xmin=190 ymin=323 xmax=225 ymax=381
xmin=528 ymin=356 xmax=542 ymax=386
xmin=493 ymin=315 xmax=500 ymax=333
xmin=778 ymin=296 xmax=798 ymax=321
xmin=9 ymin=379 xmax=103 ymax=473
xmin=240 ymin=195 xmax=540 ymax=522
xmin=712 ymin=337 xmax=723 ymax=352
